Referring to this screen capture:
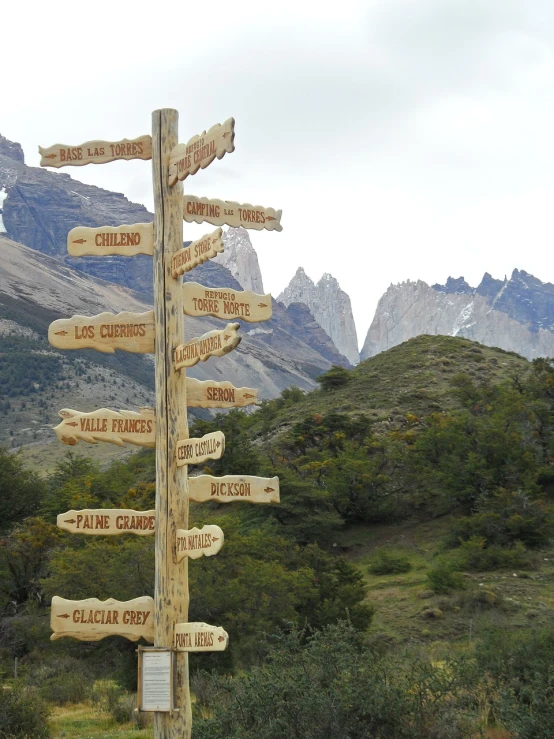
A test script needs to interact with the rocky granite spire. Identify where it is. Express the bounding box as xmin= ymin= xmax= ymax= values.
xmin=278 ymin=267 xmax=359 ymax=365
xmin=214 ymin=227 xmax=264 ymax=294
